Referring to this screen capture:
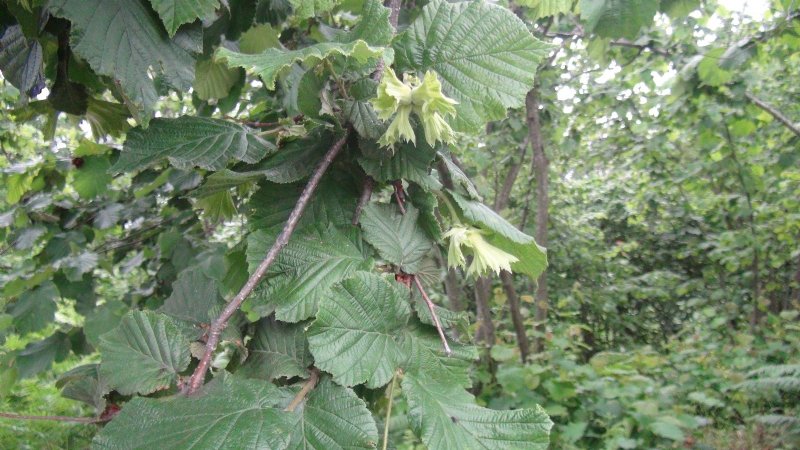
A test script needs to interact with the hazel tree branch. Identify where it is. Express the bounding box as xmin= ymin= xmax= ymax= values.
xmin=284 ymin=368 xmax=321 ymax=412
xmin=185 ymin=130 xmax=351 ymax=395
xmin=0 ymin=412 xmax=108 ymax=424
xmin=745 ymin=92 xmax=800 ymax=138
